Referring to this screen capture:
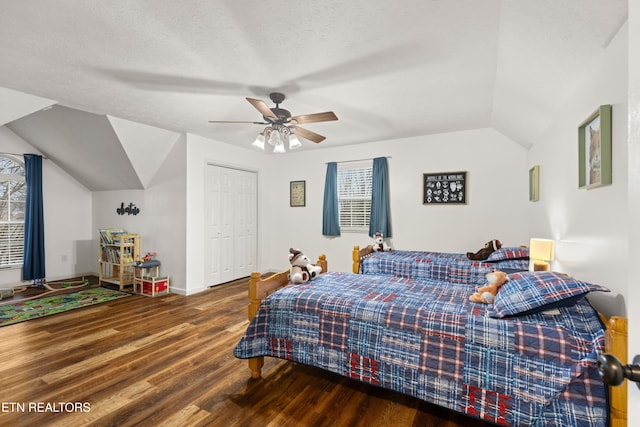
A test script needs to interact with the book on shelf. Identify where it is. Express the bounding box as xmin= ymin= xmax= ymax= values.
xmin=99 ymin=229 xmax=137 ymax=245
xmin=99 ymin=228 xmax=126 ymax=244
xmin=101 ymin=247 xmax=136 ymax=264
